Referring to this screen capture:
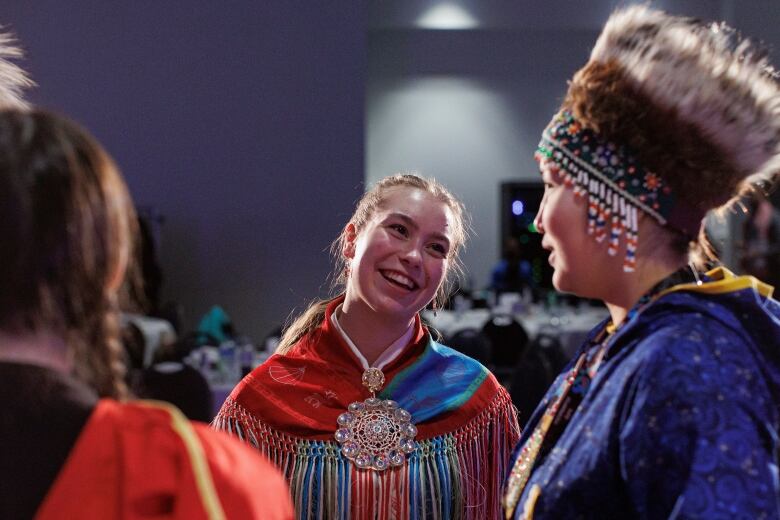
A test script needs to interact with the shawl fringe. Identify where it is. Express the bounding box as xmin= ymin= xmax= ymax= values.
xmin=214 ymin=390 xmax=519 ymax=520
